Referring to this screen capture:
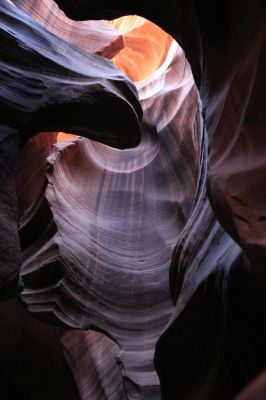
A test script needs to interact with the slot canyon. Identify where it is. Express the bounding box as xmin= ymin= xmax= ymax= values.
xmin=0 ymin=0 xmax=266 ymax=399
